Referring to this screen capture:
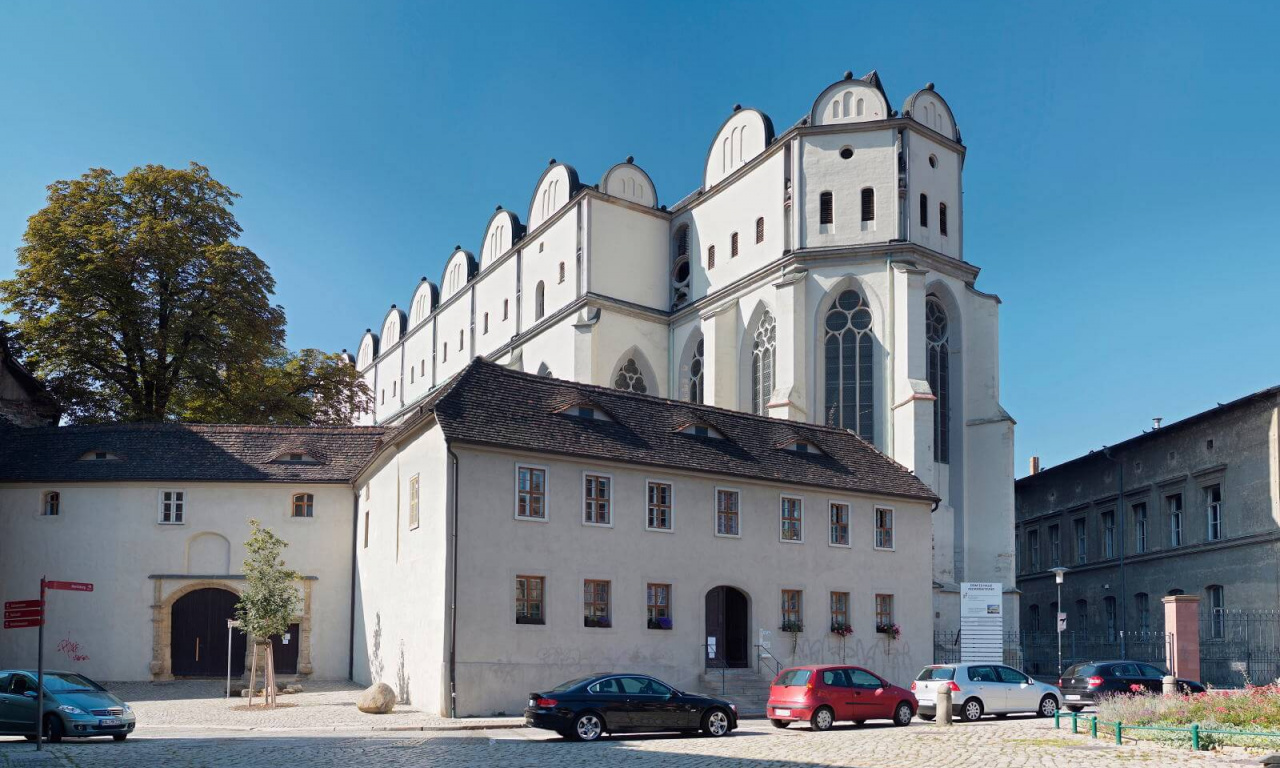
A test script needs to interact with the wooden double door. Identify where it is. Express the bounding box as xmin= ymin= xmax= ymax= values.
xmin=171 ymin=588 xmax=246 ymax=677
